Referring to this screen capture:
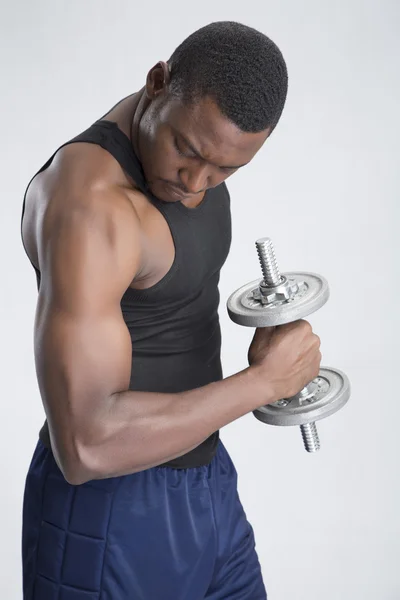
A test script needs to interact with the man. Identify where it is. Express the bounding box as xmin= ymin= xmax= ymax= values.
xmin=21 ymin=21 xmax=321 ymax=600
